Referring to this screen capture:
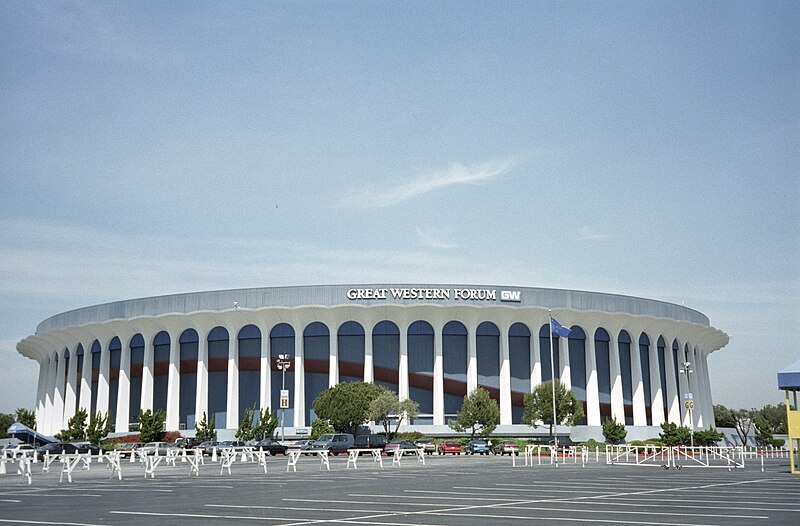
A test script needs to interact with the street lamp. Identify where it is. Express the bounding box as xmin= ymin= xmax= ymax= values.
xmin=679 ymin=361 xmax=694 ymax=447
xmin=276 ymin=354 xmax=292 ymax=442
